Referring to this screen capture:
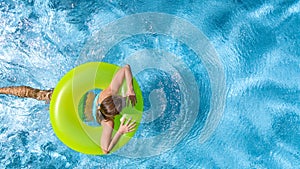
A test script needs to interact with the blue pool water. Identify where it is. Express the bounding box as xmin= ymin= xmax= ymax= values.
xmin=0 ymin=0 xmax=299 ymax=168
